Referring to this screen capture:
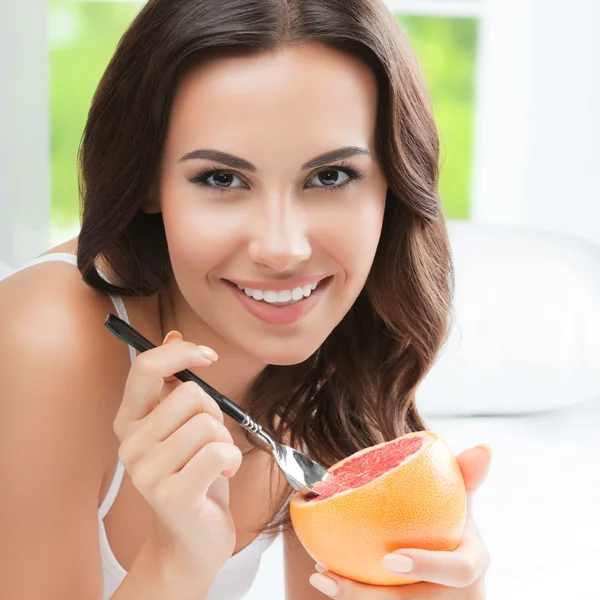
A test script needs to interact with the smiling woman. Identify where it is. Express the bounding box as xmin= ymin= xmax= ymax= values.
xmin=0 ymin=1 xmax=478 ymax=600
xmin=75 ymin=0 xmax=450 ymax=535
